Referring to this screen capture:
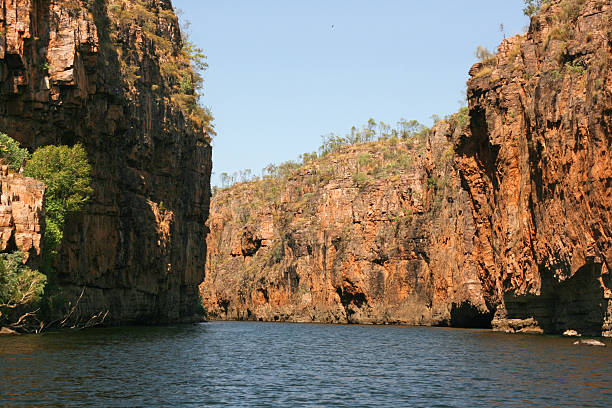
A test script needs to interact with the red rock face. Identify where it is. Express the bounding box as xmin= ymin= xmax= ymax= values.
xmin=203 ymin=0 xmax=611 ymax=336
xmin=457 ymin=0 xmax=611 ymax=336
xmin=202 ymin=124 xmax=492 ymax=326
xmin=0 ymin=165 xmax=44 ymax=263
xmin=0 ymin=0 xmax=212 ymax=324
